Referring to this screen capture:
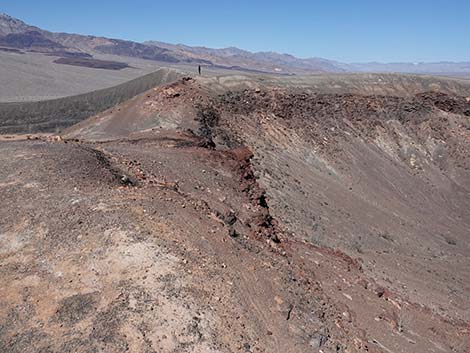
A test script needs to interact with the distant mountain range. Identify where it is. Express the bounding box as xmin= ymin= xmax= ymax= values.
xmin=1 ymin=12 xmax=470 ymax=76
